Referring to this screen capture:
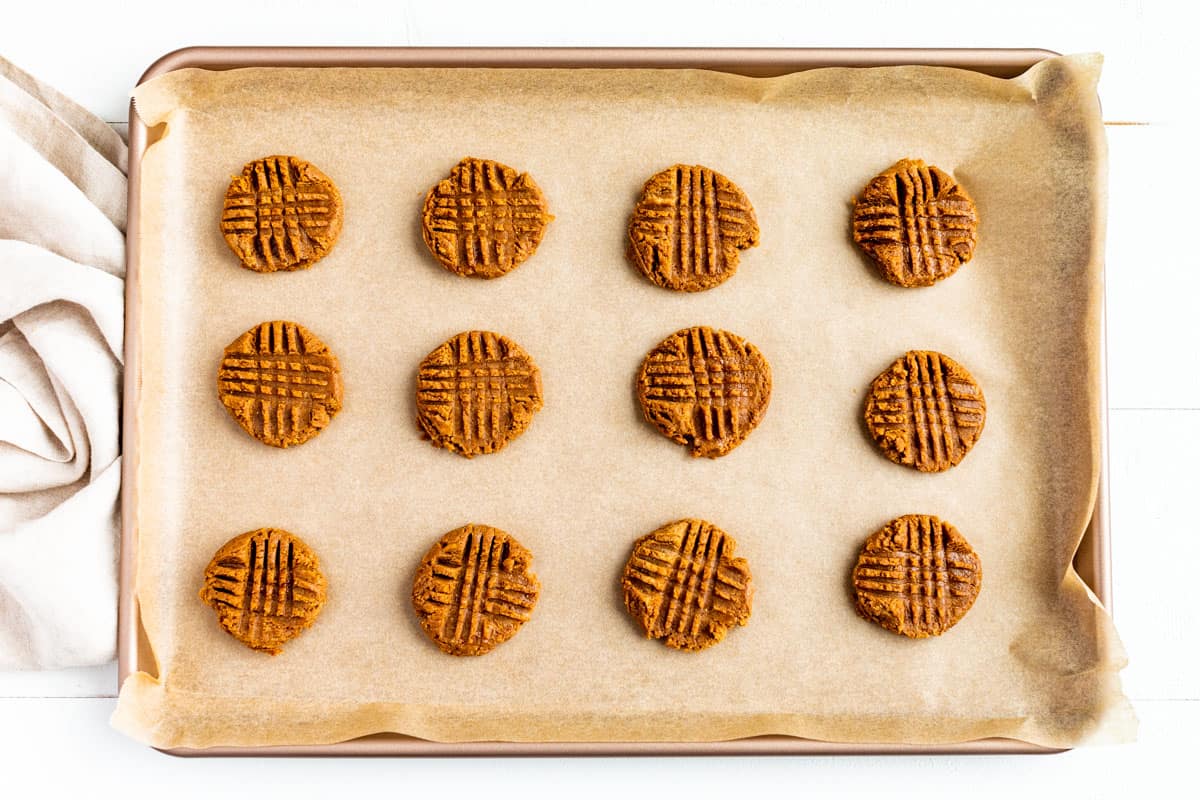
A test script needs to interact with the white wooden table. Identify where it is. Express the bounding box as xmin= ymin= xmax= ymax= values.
xmin=1 ymin=1 xmax=1196 ymax=796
